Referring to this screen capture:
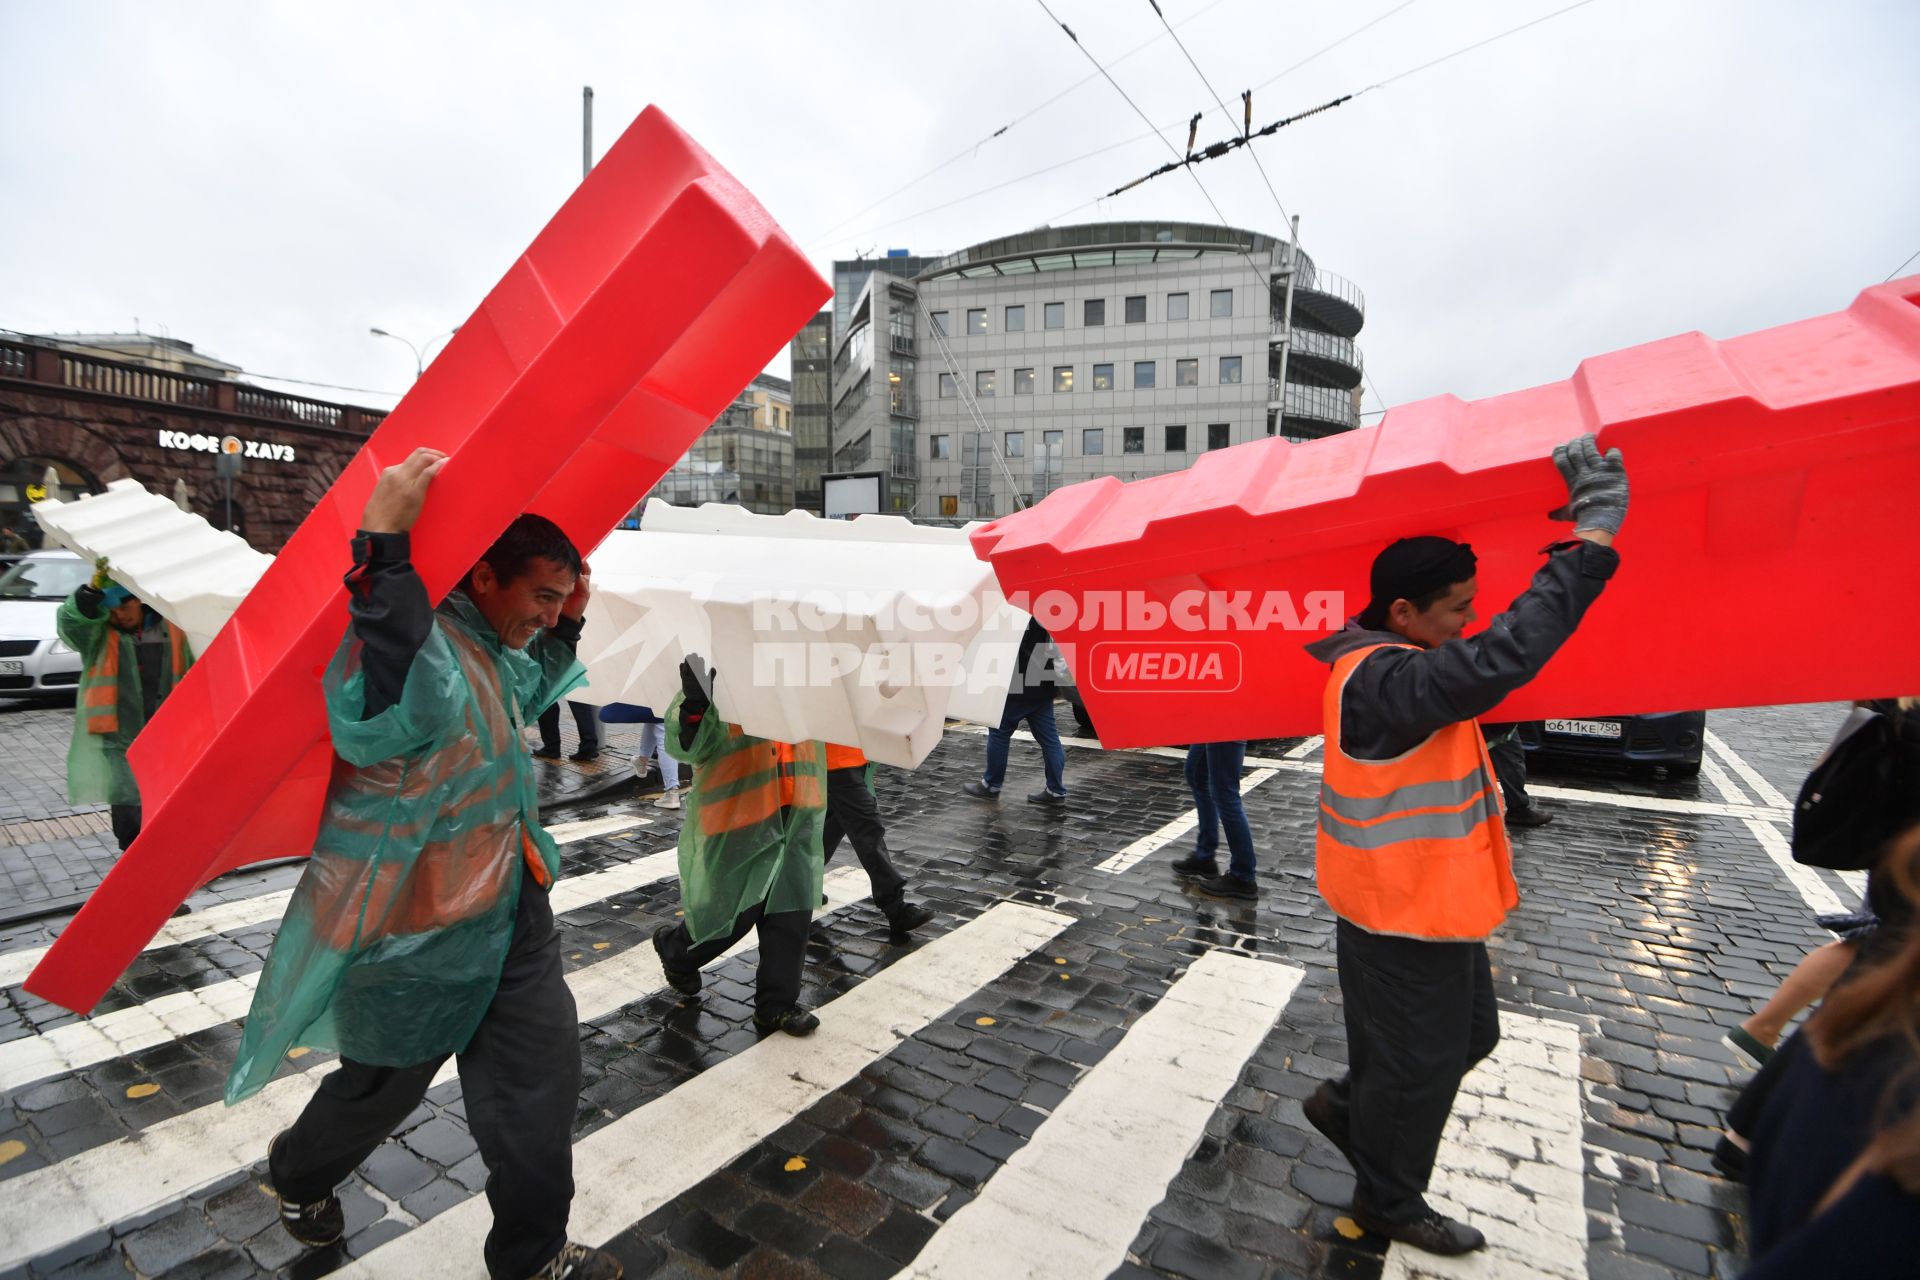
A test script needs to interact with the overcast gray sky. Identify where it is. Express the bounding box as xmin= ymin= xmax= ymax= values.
xmin=3 ymin=0 xmax=1915 ymax=419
